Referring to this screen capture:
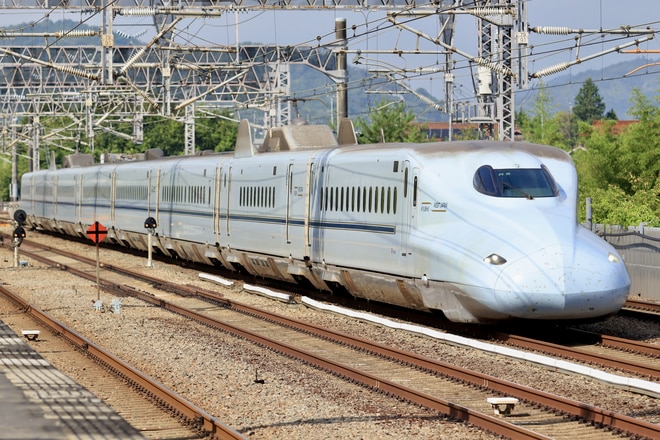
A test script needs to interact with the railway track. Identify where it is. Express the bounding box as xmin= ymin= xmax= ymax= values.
xmin=489 ymin=328 xmax=660 ymax=384
xmin=0 ymin=284 xmax=245 ymax=439
xmin=621 ymin=298 xmax=660 ymax=320
xmin=8 ymin=235 xmax=660 ymax=439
